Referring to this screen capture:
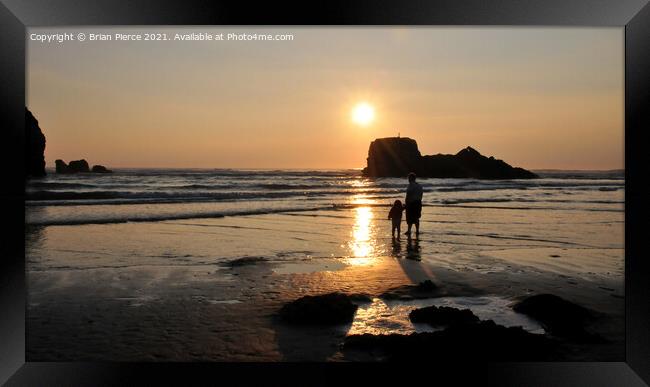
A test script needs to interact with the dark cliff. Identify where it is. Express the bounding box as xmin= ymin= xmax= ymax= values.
xmin=363 ymin=137 xmax=538 ymax=179
xmin=26 ymin=108 xmax=46 ymax=178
